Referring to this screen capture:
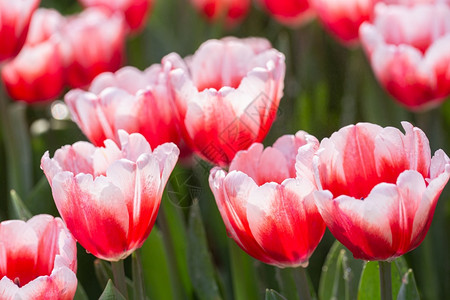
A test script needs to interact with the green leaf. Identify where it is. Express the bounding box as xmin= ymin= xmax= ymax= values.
xmin=140 ymin=227 xmax=175 ymax=300
xmin=73 ymin=282 xmax=89 ymax=300
xmin=396 ymin=269 xmax=420 ymax=300
xmin=187 ymin=200 xmax=222 ymax=300
xmin=265 ymin=289 xmax=288 ymax=300
xmin=94 ymin=259 xmax=113 ymax=289
xmin=276 ymin=268 xmax=299 ymax=300
xmin=341 ymin=245 xmax=364 ymax=300
xmin=98 ymin=280 xmax=126 ymax=300
xmin=357 ymin=261 xmax=380 ymax=300
xmin=229 ymin=240 xmax=260 ymax=300
xmin=318 ymin=240 xmax=346 ymax=300
xmin=9 ymin=189 xmax=32 ymax=220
